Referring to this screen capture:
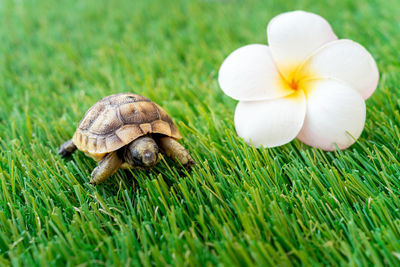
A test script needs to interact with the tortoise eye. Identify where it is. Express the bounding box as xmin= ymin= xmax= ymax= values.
xmin=127 ymin=96 xmax=136 ymax=101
